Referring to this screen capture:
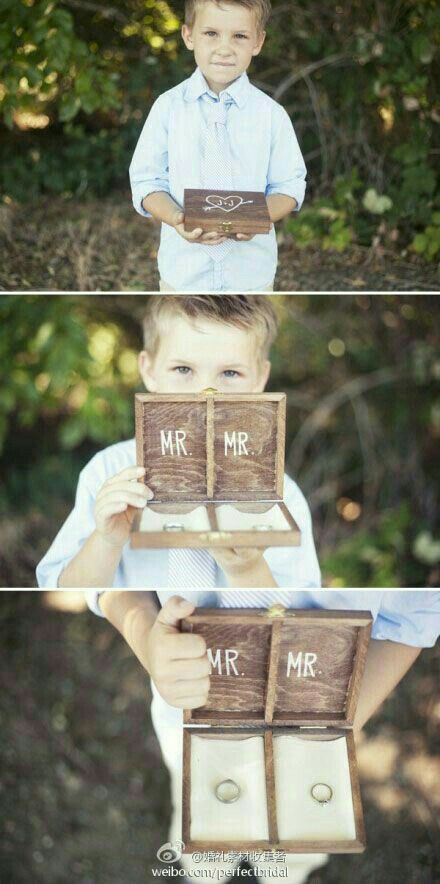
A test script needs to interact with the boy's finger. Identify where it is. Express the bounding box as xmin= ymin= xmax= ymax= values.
xmin=96 ymin=490 xmax=149 ymax=511
xmin=157 ymin=595 xmax=196 ymax=631
xmin=99 ymin=481 xmax=153 ymax=500
xmin=170 ymin=695 xmax=209 ymax=709
xmin=171 ymin=676 xmax=210 ymax=700
xmin=167 ymin=656 xmax=211 ymax=680
xmin=186 ymin=227 xmax=203 ymax=239
xmin=165 ymin=633 xmax=207 ymax=660
xmin=105 ymin=466 xmax=145 ymax=485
